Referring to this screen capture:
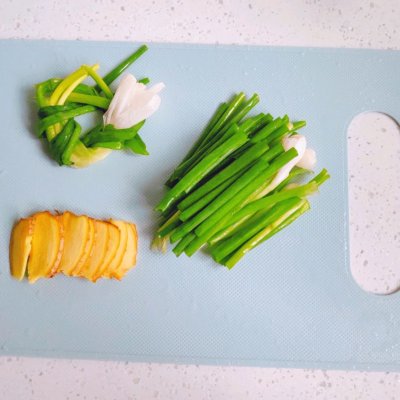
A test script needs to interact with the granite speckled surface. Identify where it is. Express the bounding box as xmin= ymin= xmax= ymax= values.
xmin=1 ymin=0 xmax=400 ymax=398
